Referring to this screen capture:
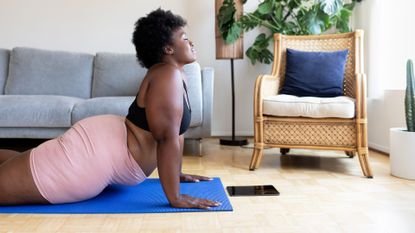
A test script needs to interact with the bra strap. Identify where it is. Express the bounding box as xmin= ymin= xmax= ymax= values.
xmin=182 ymin=81 xmax=191 ymax=112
